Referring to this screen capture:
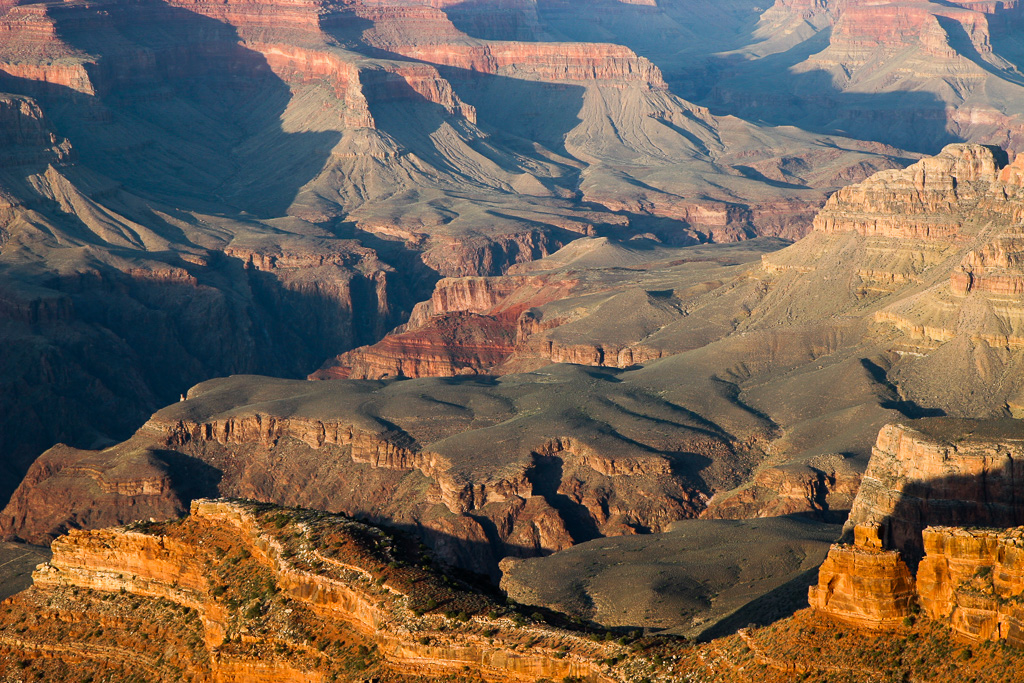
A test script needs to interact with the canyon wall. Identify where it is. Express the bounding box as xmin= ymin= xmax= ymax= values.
xmin=846 ymin=420 xmax=1024 ymax=560
xmin=0 ymin=371 xmax=723 ymax=576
